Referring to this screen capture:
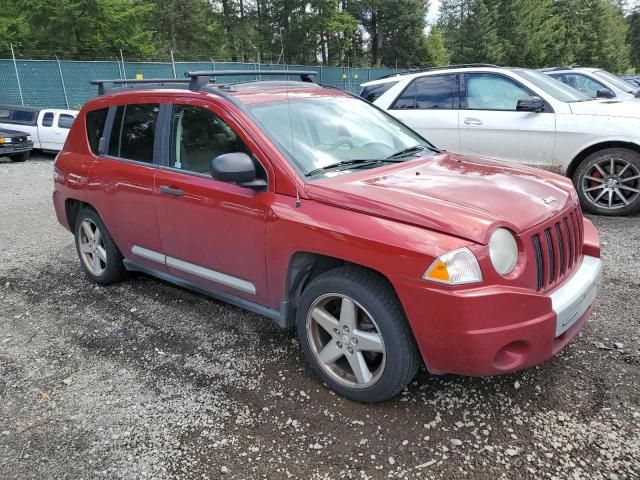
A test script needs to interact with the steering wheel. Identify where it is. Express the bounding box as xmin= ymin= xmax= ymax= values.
xmin=328 ymin=139 xmax=354 ymax=151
